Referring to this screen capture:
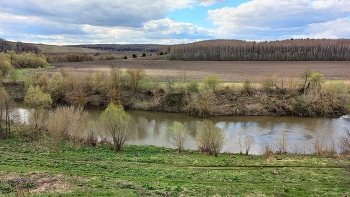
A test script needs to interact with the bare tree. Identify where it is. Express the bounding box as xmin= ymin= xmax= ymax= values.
xmin=244 ymin=135 xmax=255 ymax=155
xmin=261 ymin=142 xmax=274 ymax=157
xmin=238 ymin=133 xmax=244 ymax=155
xmin=0 ymin=85 xmax=13 ymax=139
xmin=338 ymin=127 xmax=350 ymax=172
xmin=340 ymin=127 xmax=350 ymax=154
xmin=275 ymin=130 xmax=288 ymax=154
xmin=313 ymin=130 xmax=325 ymax=156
